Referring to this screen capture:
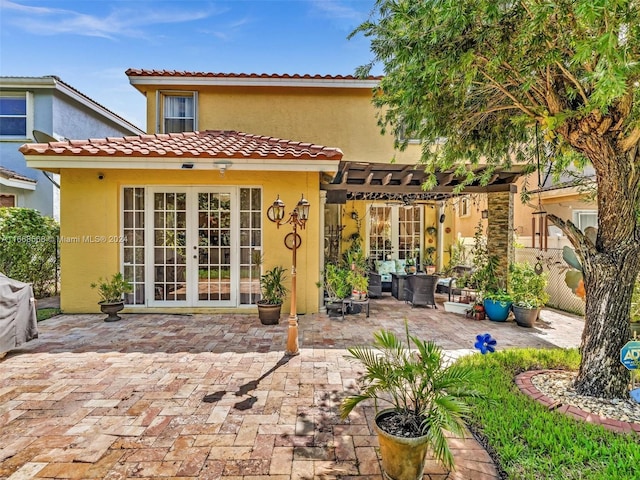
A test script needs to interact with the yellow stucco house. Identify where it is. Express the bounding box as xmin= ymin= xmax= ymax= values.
xmin=21 ymin=70 xmax=524 ymax=314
